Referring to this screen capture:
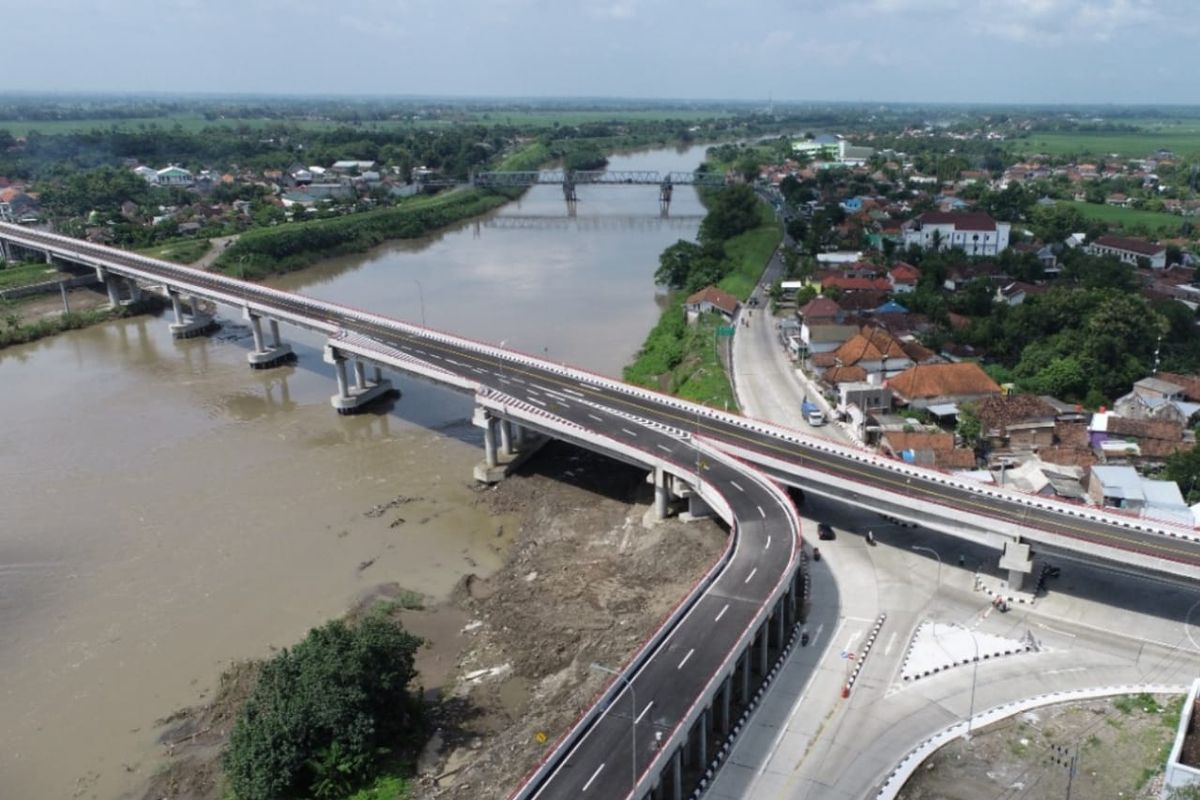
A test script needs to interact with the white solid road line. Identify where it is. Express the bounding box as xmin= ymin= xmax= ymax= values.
xmin=730 ymin=480 xmax=744 ymax=492
xmin=657 ymin=444 xmax=672 ymax=453
xmin=636 ymin=701 xmax=654 ymax=723
xmin=621 ymin=428 xmax=638 ymax=437
xmin=582 ymin=764 xmax=605 ymax=792
xmin=884 ymin=632 xmax=898 ymax=657
xmin=813 ymin=623 xmax=825 ymax=642
xmin=757 ymin=505 xmax=766 ymax=518
xmin=744 ymin=567 xmax=758 ymax=584
xmin=528 ymin=398 xmax=547 ymax=407
xmin=715 ymin=603 xmax=730 ymax=622
xmin=765 ymin=535 xmax=772 ymax=551
xmin=562 ymin=387 xmax=585 ymax=398
xmin=678 ymin=648 xmax=695 ymax=670
xmin=587 ymin=413 xmax=604 ymax=422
